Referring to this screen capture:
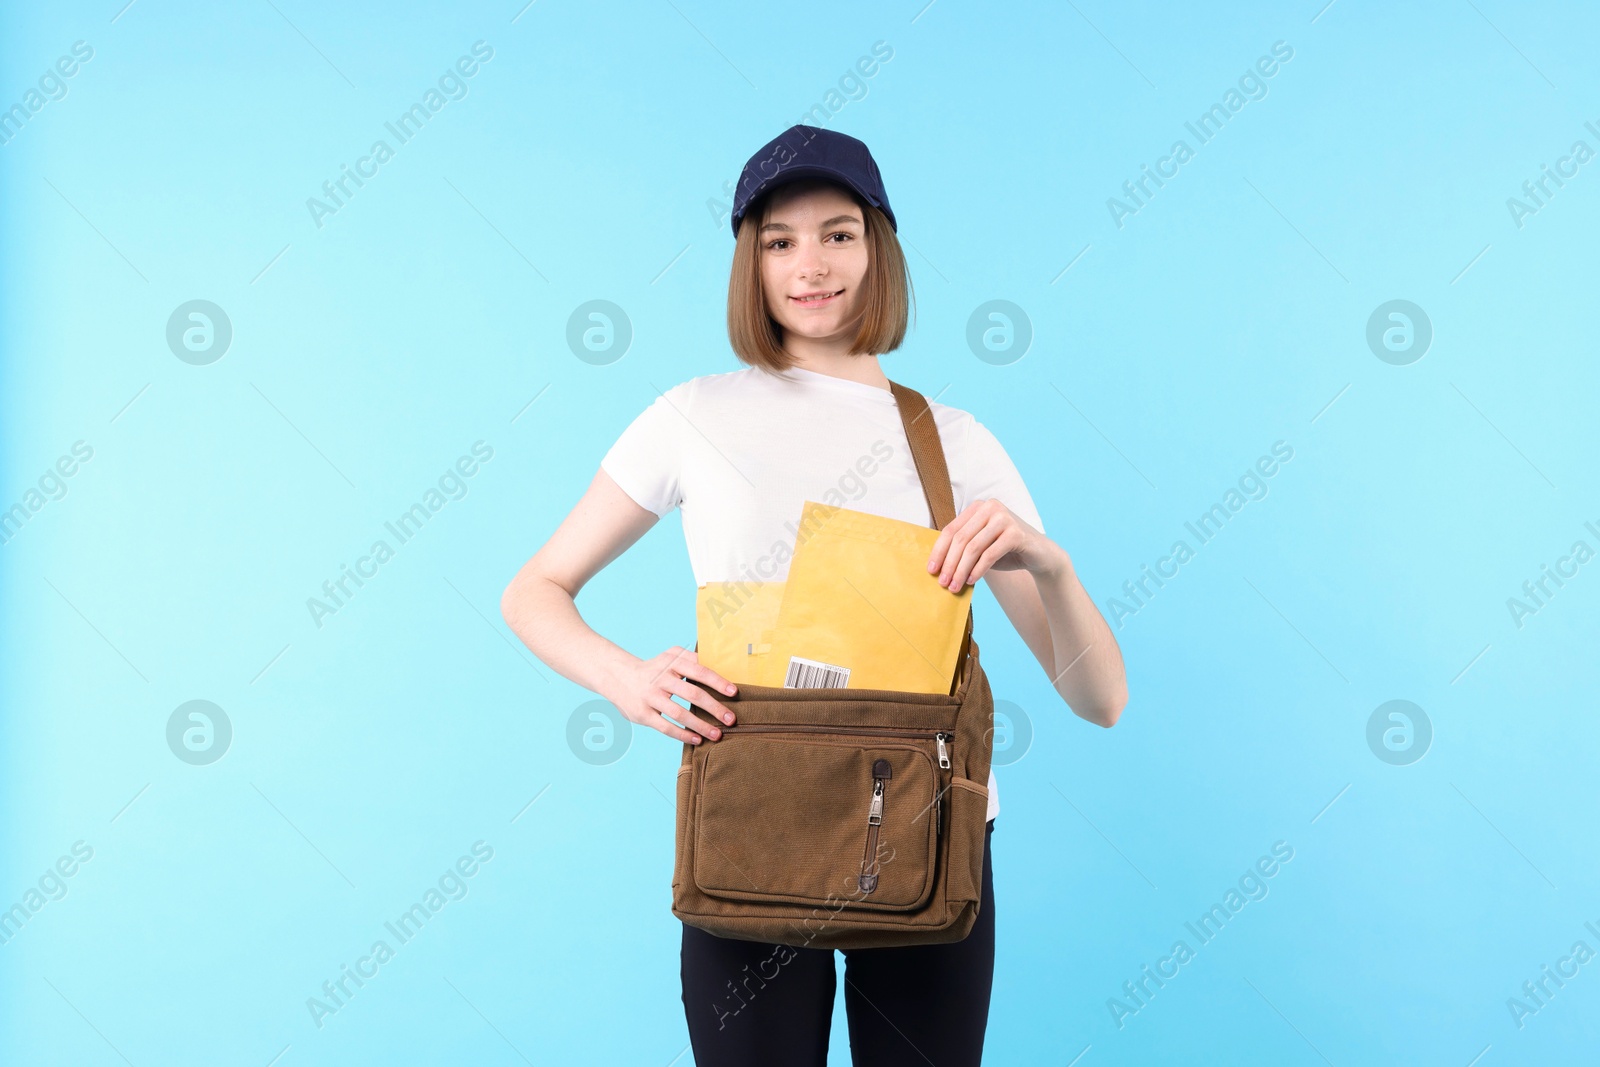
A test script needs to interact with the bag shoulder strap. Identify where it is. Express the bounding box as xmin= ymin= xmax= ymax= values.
xmin=887 ymin=381 xmax=956 ymax=529
xmin=888 ymin=380 xmax=976 ymax=693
